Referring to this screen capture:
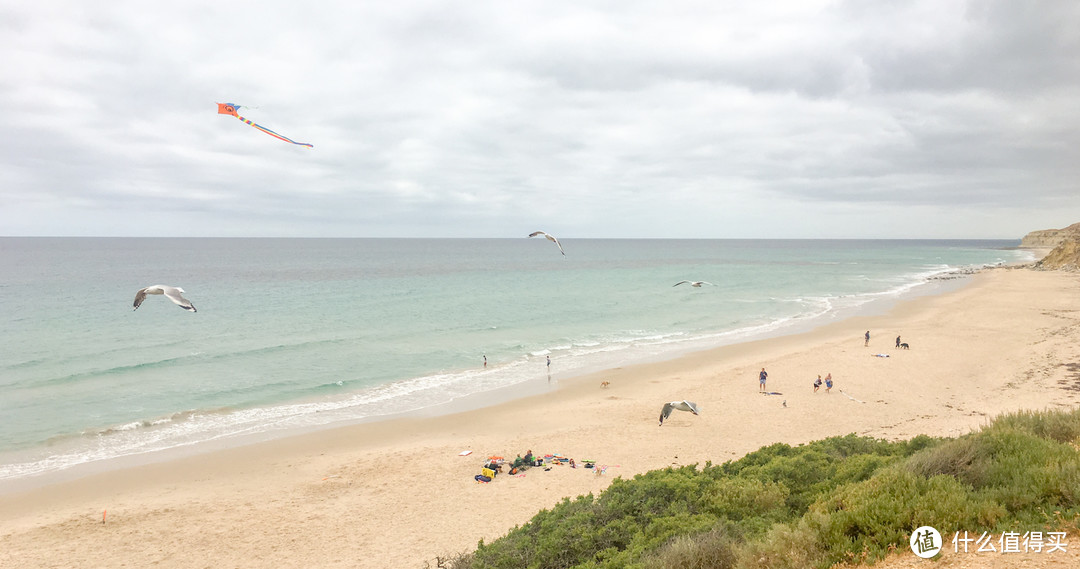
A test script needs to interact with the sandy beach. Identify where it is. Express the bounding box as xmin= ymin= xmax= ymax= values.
xmin=3 ymin=265 xmax=1080 ymax=568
